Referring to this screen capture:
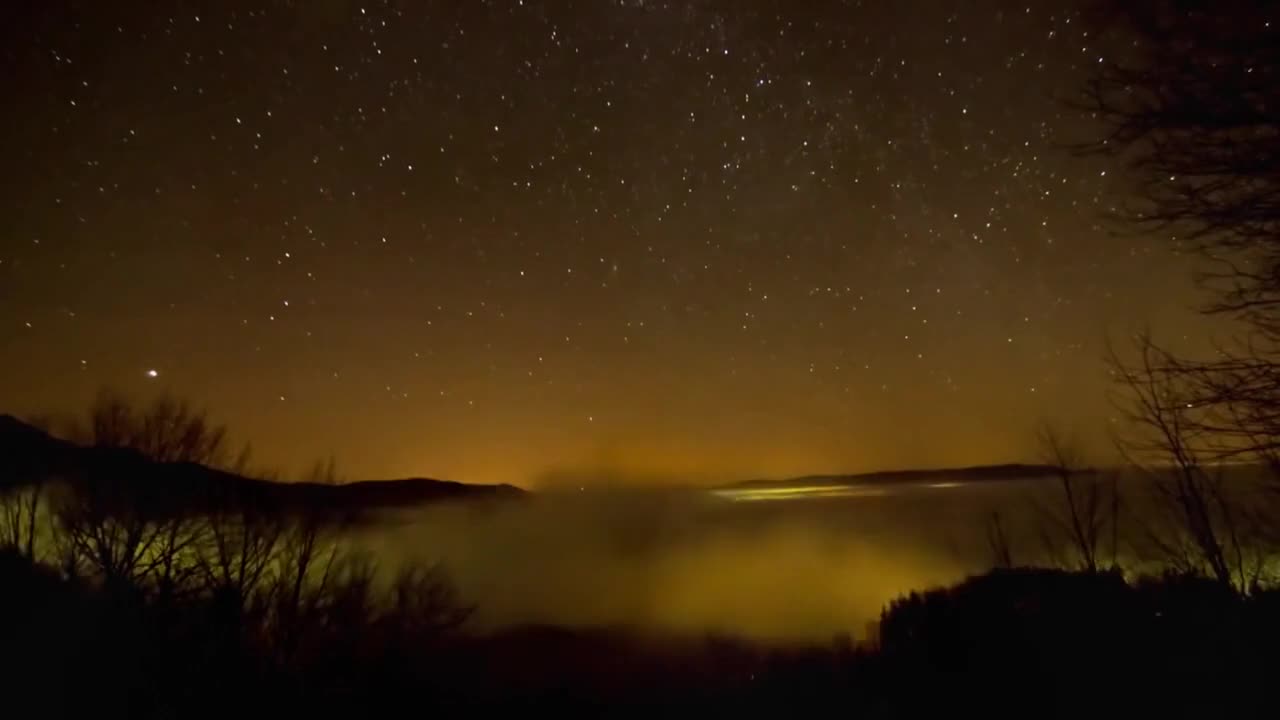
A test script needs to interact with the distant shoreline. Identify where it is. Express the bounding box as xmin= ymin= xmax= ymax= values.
xmin=726 ymin=463 xmax=1085 ymax=491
